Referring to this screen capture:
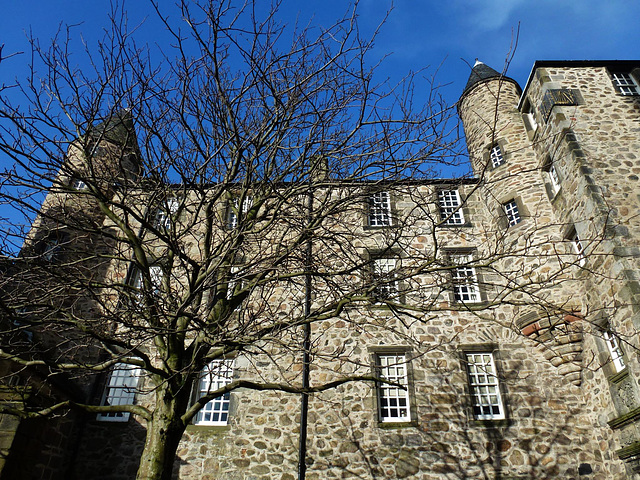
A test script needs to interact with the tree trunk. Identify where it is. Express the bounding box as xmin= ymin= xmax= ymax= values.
xmin=135 ymin=390 xmax=188 ymax=480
